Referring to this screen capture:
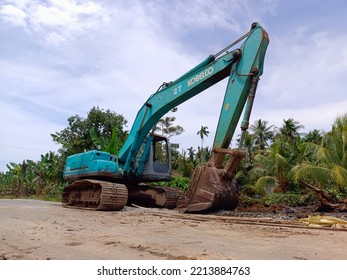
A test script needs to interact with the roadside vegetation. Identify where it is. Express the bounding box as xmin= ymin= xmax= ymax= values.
xmin=1 ymin=107 xmax=346 ymax=208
